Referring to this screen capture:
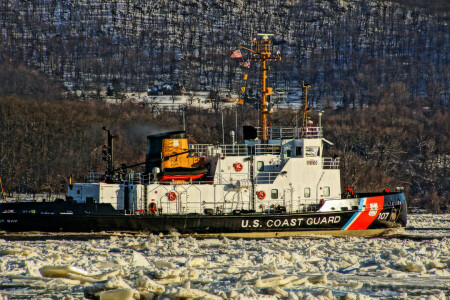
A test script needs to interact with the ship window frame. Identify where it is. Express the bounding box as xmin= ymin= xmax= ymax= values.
xmin=271 ymin=189 xmax=278 ymax=199
xmin=285 ymin=147 xmax=292 ymax=158
xmin=323 ymin=186 xmax=330 ymax=197
xmin=296 ymin=147 xmax=303 ymax=156
xmin=257 ymin=161 xmax=264 ymax=171
xmin=304 ymin=187 xmax=311 ymax=198
xmin=305 ymin=146 xmax=320 ymax=157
